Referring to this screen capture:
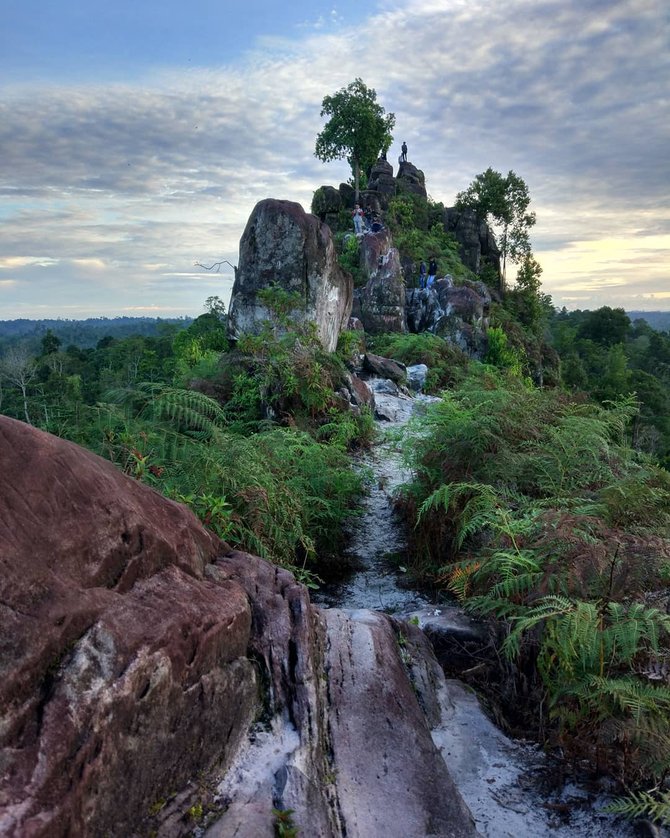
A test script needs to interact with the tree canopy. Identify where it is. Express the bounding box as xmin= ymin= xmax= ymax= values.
xmin=314 ymin=78 xmax=395 ymax=202
xmin=455 ymin=168 xmax=536 ymax=289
